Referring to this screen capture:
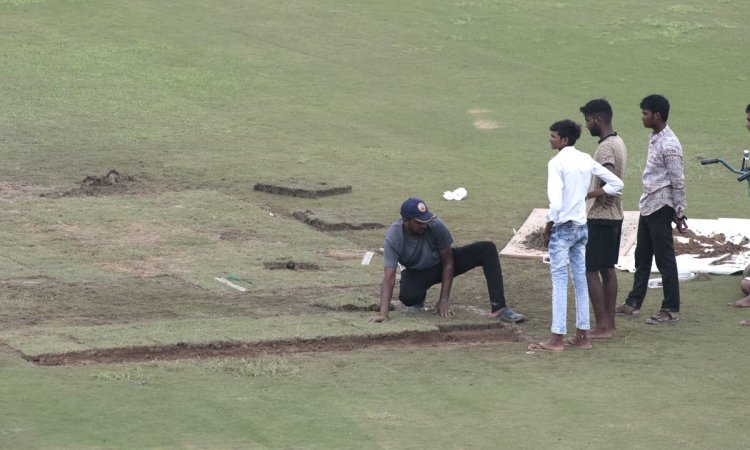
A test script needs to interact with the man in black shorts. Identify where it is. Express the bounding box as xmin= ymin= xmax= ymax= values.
xmin=580 ymin=99 xmax=627 ymax=339
xmin=368 ymin=197 xmax=524 ymax=323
